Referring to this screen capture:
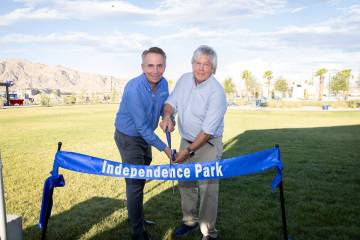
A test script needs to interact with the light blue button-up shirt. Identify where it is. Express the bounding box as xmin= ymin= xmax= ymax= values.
xmin=166 ymin=72 xmax=227 ymax=141
xmin=115 ymin=73 xmax=168 ymax=151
